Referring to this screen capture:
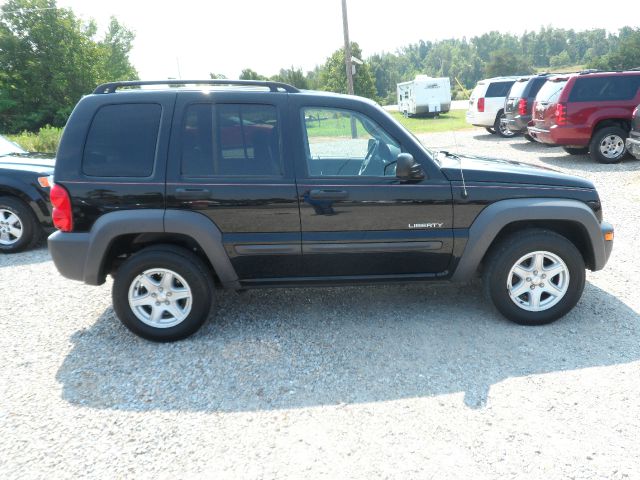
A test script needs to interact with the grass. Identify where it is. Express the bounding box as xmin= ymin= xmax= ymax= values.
xmin=6 ymin=125 xmax=62 ymax=154
xmin=389 ymin=110 xmax=471 ymax=134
